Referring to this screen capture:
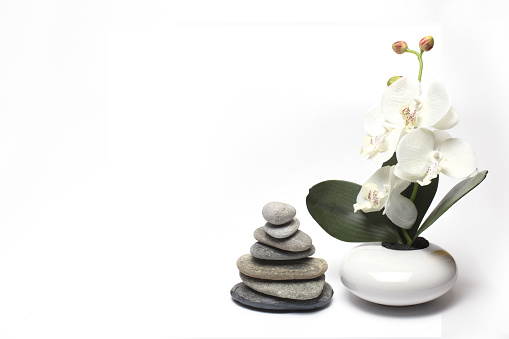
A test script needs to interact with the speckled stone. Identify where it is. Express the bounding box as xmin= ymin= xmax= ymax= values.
xmin=262 ymin=202 xmax=296 ymax=225
xmin=230 ymin=282 xmax=333 ymax=311
xmin=236 ymin=254 xmax=328 ymax=280
xmin=264 ymin=218 xmax=300 ymax=239
xmin=240 ymin=273 xmax=325 ymax=300
xmin=250 ymin=242 xmax=315 ymax=261
xmin=254 ymin=227 xmax=312 ymax=252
